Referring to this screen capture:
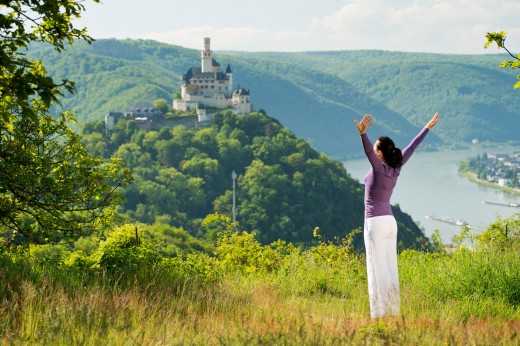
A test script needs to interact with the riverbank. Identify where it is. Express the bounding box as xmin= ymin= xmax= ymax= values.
xmin=459 ymin=171 xmax=520 ymax=196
